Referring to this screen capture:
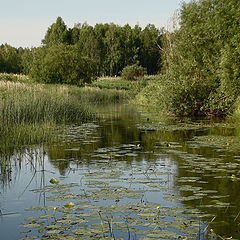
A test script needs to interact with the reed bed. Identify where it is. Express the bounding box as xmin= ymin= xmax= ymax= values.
xmin=0 ymin=81 xmax=94 ymax=152
xmin=0 ymin=73 xmax=31 ymax=83
xmin=0 ymin=81 xmax=94 ymax=125
xmin=70 ymin=86 xmax=130 ymax=104
xmin=0 ymin=75 xmax=135 ymax=154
